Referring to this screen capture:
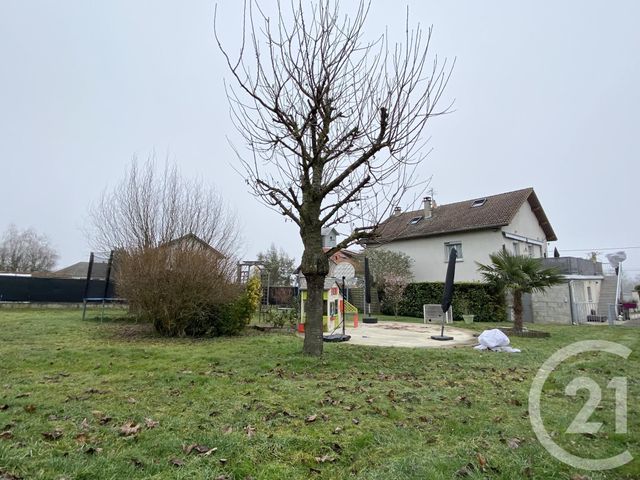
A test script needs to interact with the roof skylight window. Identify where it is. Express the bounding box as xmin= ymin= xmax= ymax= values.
xmin=408 ymin=216 xmax=423 ymax=225
xmin=471 ymin=198 xmax=487 ymax=207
